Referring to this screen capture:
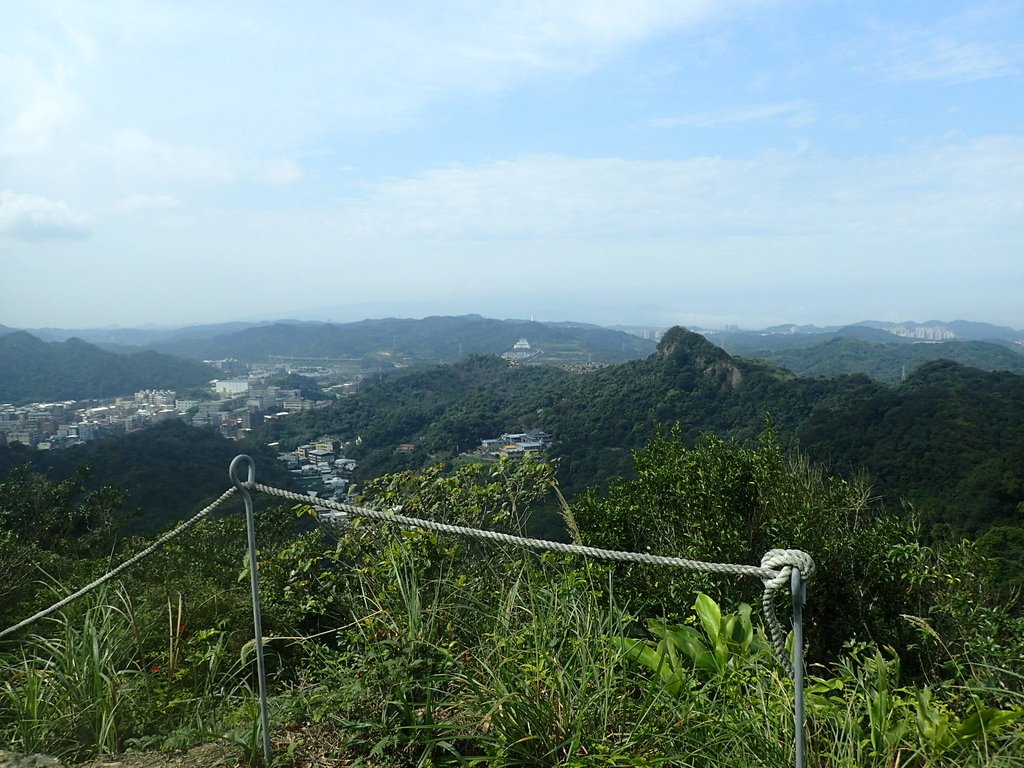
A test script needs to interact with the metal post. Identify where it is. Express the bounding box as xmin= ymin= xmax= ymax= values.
xmin=791 ymin=566 xmax=807 ymax=768
xmin=230 ymin=455 xmax=272 ymax=766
